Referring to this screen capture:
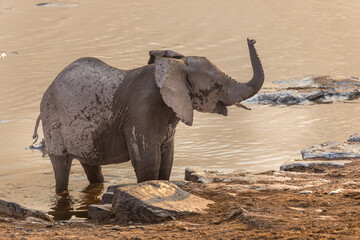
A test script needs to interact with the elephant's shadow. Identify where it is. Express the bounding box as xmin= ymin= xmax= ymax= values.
xmin=48 ymin=183 xmax=104 ymax=220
